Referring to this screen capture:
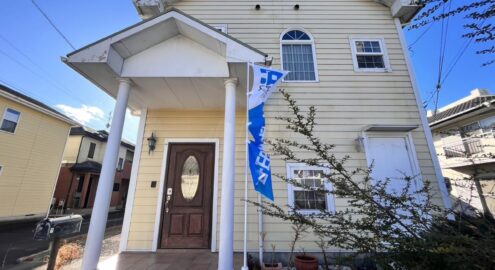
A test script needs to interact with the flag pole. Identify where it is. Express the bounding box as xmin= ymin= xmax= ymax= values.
xmin=241 ymin=62 xmax=250 ymax=270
